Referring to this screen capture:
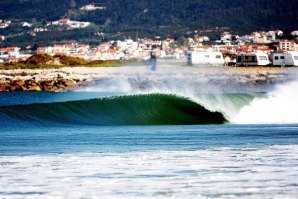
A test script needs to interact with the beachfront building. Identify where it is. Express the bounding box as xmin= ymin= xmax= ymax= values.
xmin=117 ymin=39 xmax=138 ymax=51
xmin=37 ymin=46 xmax=54 ymax=55
xmin=53 ymin=43 xmax=89 ymax=56
xmin=191 ymin=45 xmax=213 ymax=52
xmin=0 ymin=47 xmax=20 ymax=57
xmin=253 ymin=32 xmax=270 ymax=44
xmin=89 ymin=48 xmax=125 ymax=61
xmin=0 ymin=47 xmax=32 ymax=62
xmin=37 ymin=43 xmax=90 ymax=58
xmin=213 ymin=45 xmax=237 ymax=54
xmin=235 ymin=44 xmax=272 ymax=54
xmin=278 ymin=40 xmax=296 ymax=51
xmin=251 ymin=30 xmax=283 ymax=44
